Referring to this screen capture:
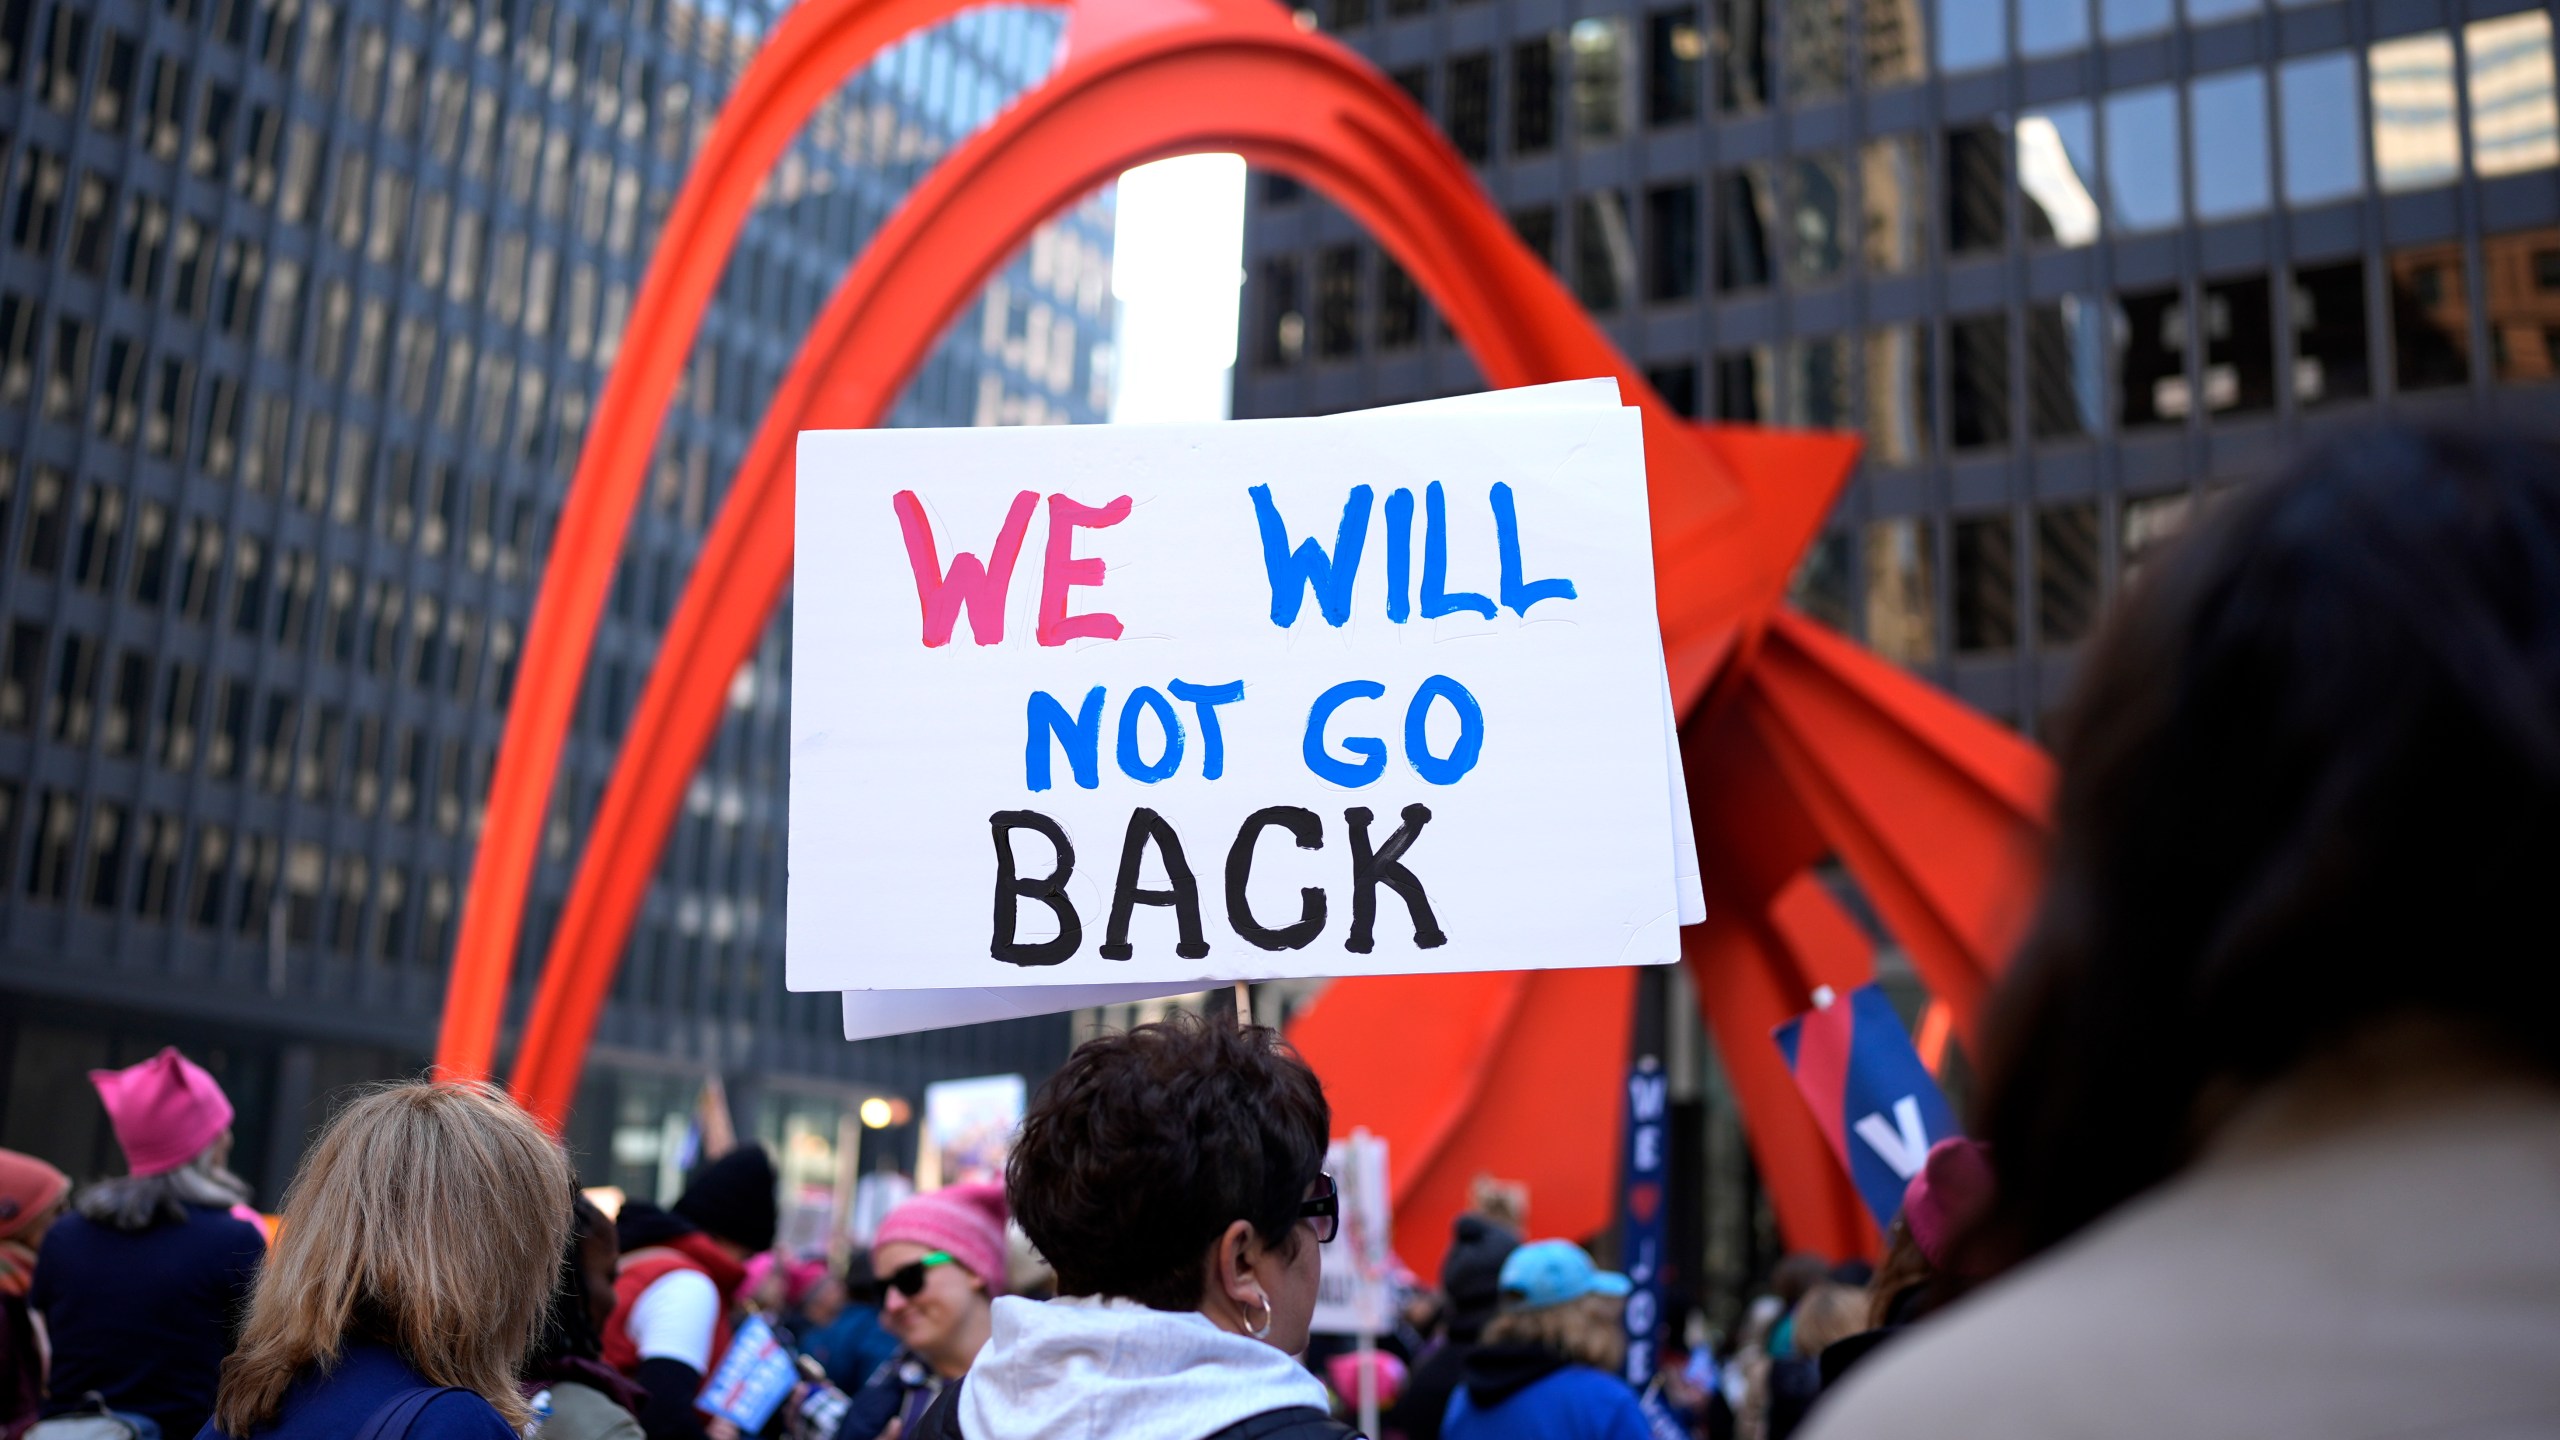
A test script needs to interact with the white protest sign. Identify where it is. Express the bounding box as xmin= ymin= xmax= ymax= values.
xmin=1311 ymin=1130 xmax=1394 ymax=1336
xmin=793 ymin=381 xmax=1689 ymax=1010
